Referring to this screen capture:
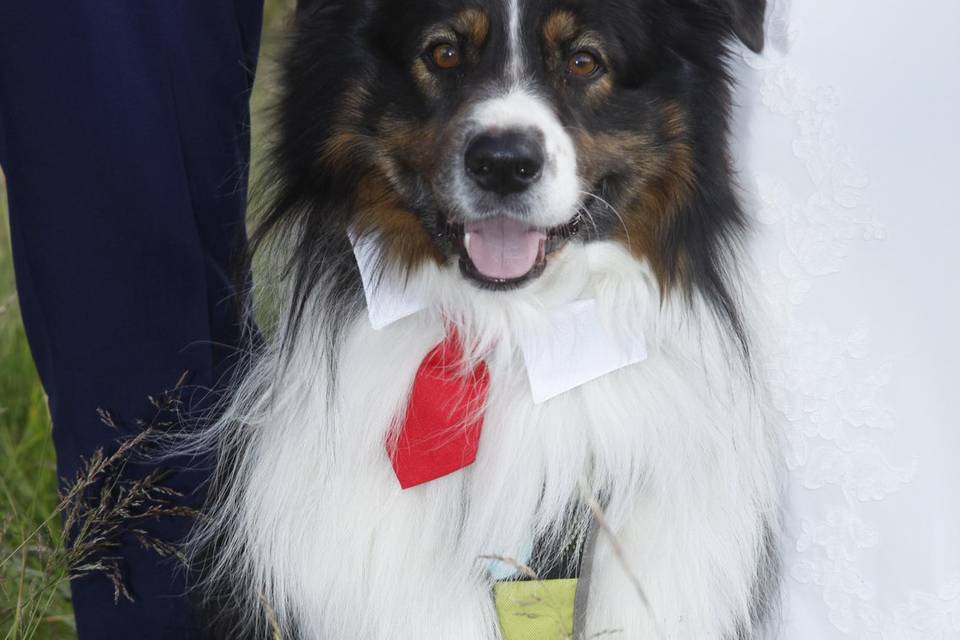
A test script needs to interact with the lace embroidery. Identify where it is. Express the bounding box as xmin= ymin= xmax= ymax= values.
xmin=735 ymin=1 xmax=960 ymax=636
